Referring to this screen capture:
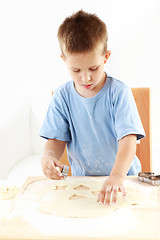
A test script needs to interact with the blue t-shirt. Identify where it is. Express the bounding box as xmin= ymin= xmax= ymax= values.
xmin=40 ymin=75 xmax=145 ymax=176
